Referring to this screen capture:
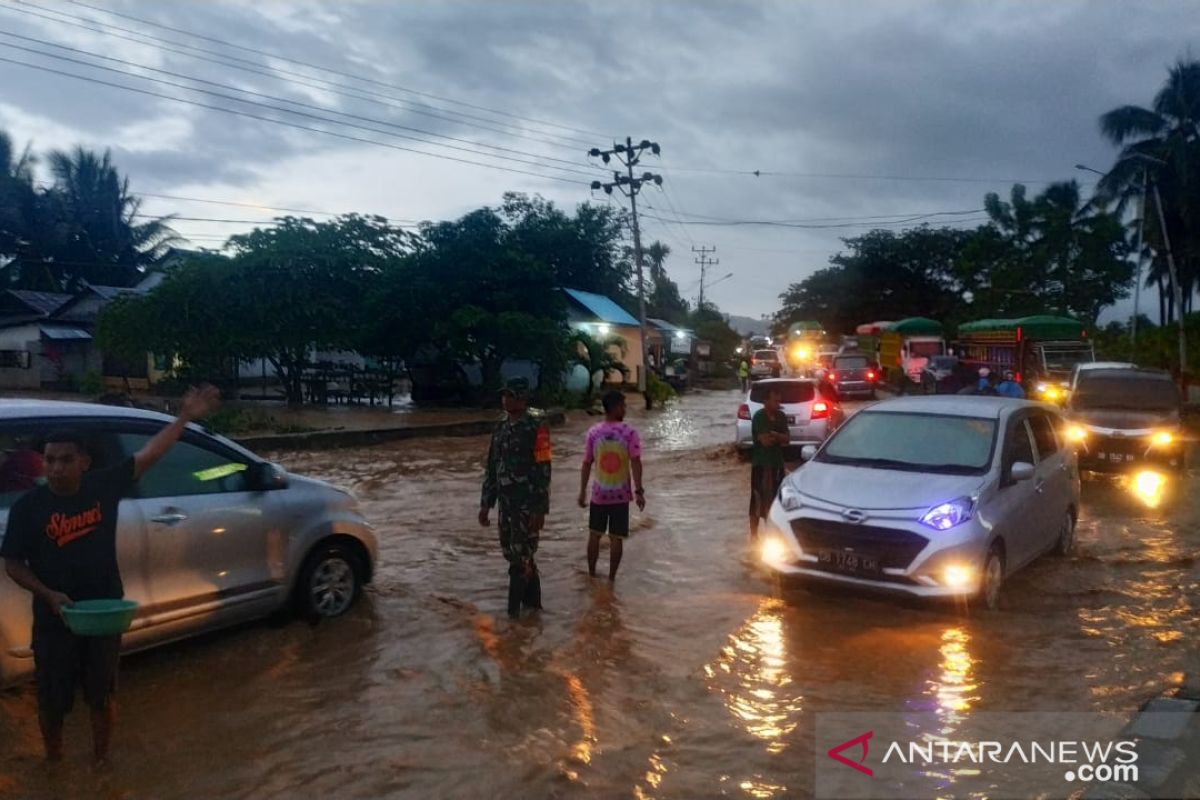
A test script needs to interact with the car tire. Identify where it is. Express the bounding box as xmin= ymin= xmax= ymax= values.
xmin=976 ymin=546 xmax=1005 ymax=612
xmin=296 ymin=543 xmax=363 ymax=619
xmin=1053 ymin=510 xmax=1075 ymax=556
